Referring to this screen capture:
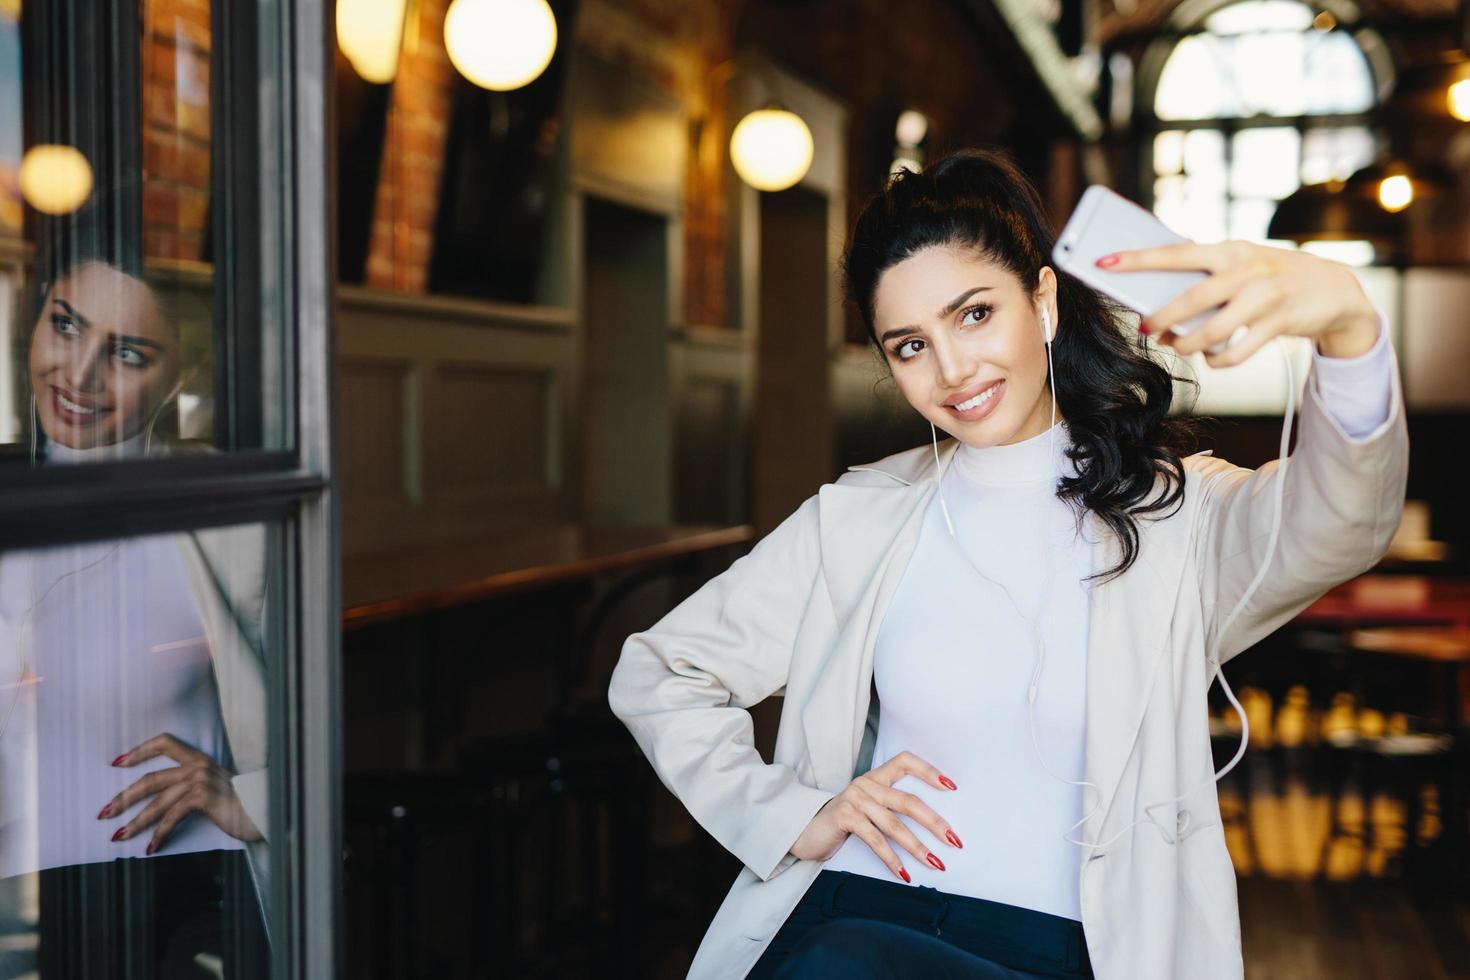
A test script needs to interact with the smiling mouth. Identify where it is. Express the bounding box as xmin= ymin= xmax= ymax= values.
xmin=50 ymin=386 xmax=112 ymax=423
xmin=949 ymin=382 xmax=1002 ymax=412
